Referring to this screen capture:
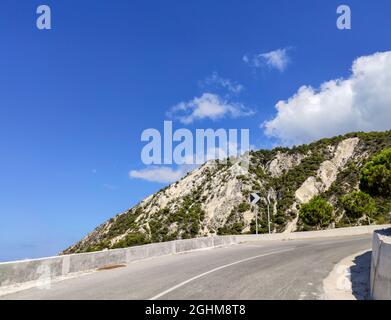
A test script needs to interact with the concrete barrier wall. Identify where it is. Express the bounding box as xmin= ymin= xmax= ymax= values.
xmin=237 ymin=224 xmax=390 ymax=243
xmin=370 ymin=228 xmax=391 ymax=300
xmin=1 ymin=224 xmax=389 ymax=289
xmin=0 ymin=256 xmax=65 ymax=288
xmin=0 ymin=236 xmax=235 ymax=288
